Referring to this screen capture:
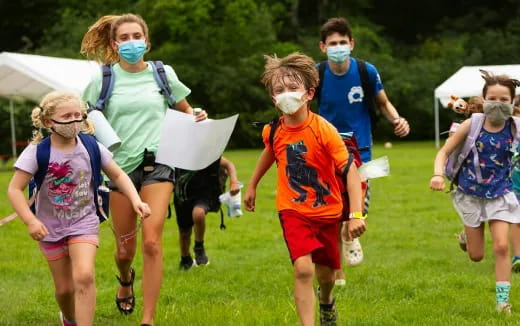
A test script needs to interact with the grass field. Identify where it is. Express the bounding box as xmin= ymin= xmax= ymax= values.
xmin=0 ymin=141 xmax=518 ymax=325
